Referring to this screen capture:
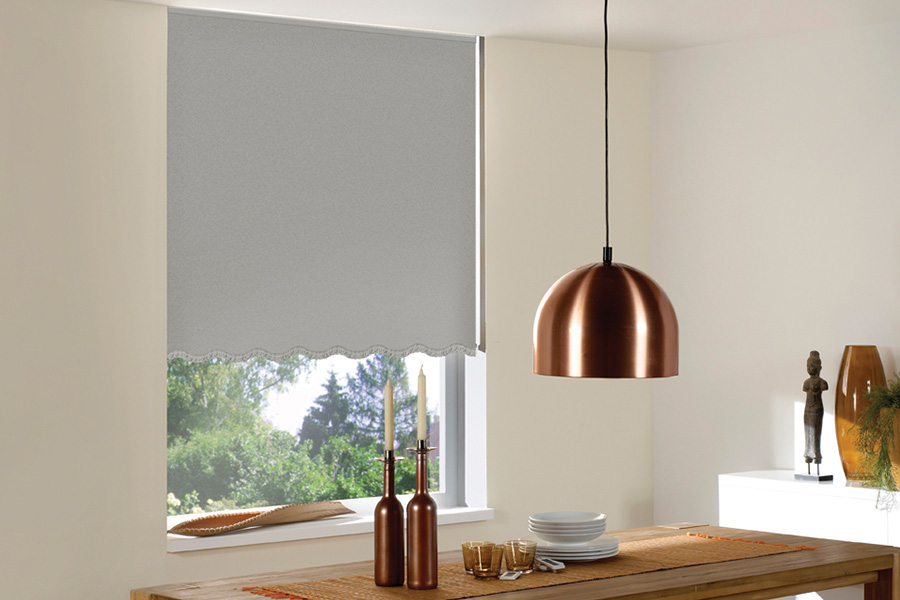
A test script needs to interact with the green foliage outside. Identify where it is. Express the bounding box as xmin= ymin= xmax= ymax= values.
xmin=167 ymin=354 xmax=437 ymax=515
